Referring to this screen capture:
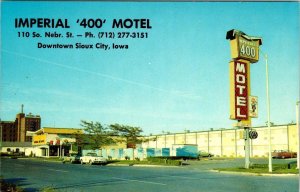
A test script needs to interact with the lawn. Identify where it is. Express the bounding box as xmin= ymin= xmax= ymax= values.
xmin=216 ymin=163 xmax=299 ymax=174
